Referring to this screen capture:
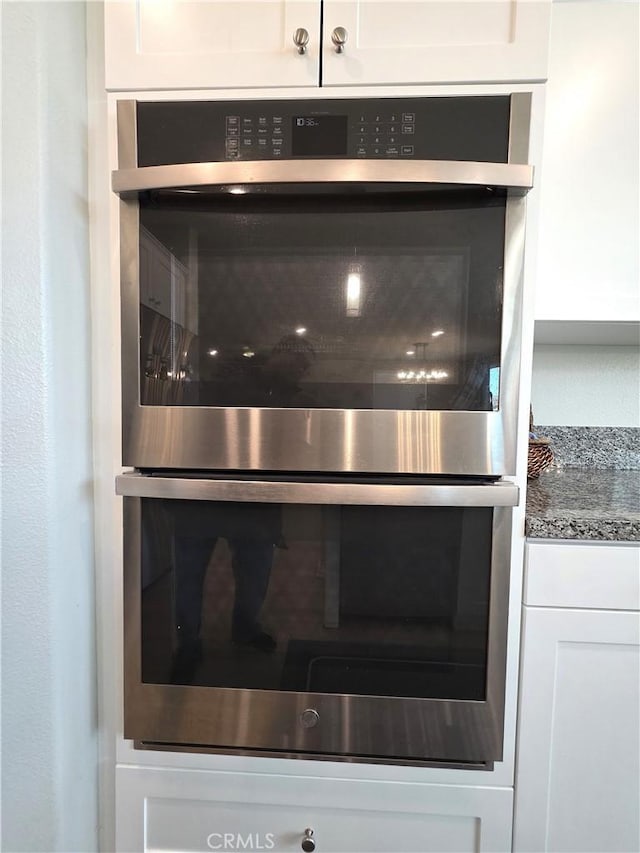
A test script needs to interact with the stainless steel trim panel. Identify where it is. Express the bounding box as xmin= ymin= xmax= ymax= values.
xmin=135 ymin=740 xmax=492 ymax=771
xmin=116 ymin=100 xmax=138 ymax=170
xmin=112 ymin=158 xmax=533 ymax=197
xmin=120 ymin=359 xmax=521 ymax=477
xmin=508 ymin=93 xmax=532 ymax=165
xmin=123 ymin=495 xmax=513 ymax=763
xmin=116 ymin=471 xmax=519 ymax=506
